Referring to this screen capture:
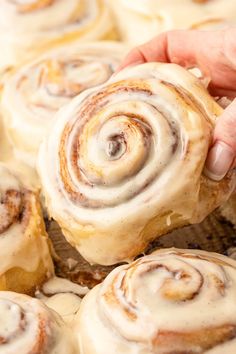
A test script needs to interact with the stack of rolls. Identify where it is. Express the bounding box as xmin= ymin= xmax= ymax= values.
xmin=109 ymin=0 xmax=236 ymax=45
xmin=0 ymin=0 xmax=116 ymax=72
xmin=0 ymin=163 xmax=54 ymax=294
xmin=0 ymin=1 xmax=236 ymax=352
xmin=38 ymin=62 xmax=235 ymax=265
xmin=1 ymin=40 xmax=127 ymax=166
